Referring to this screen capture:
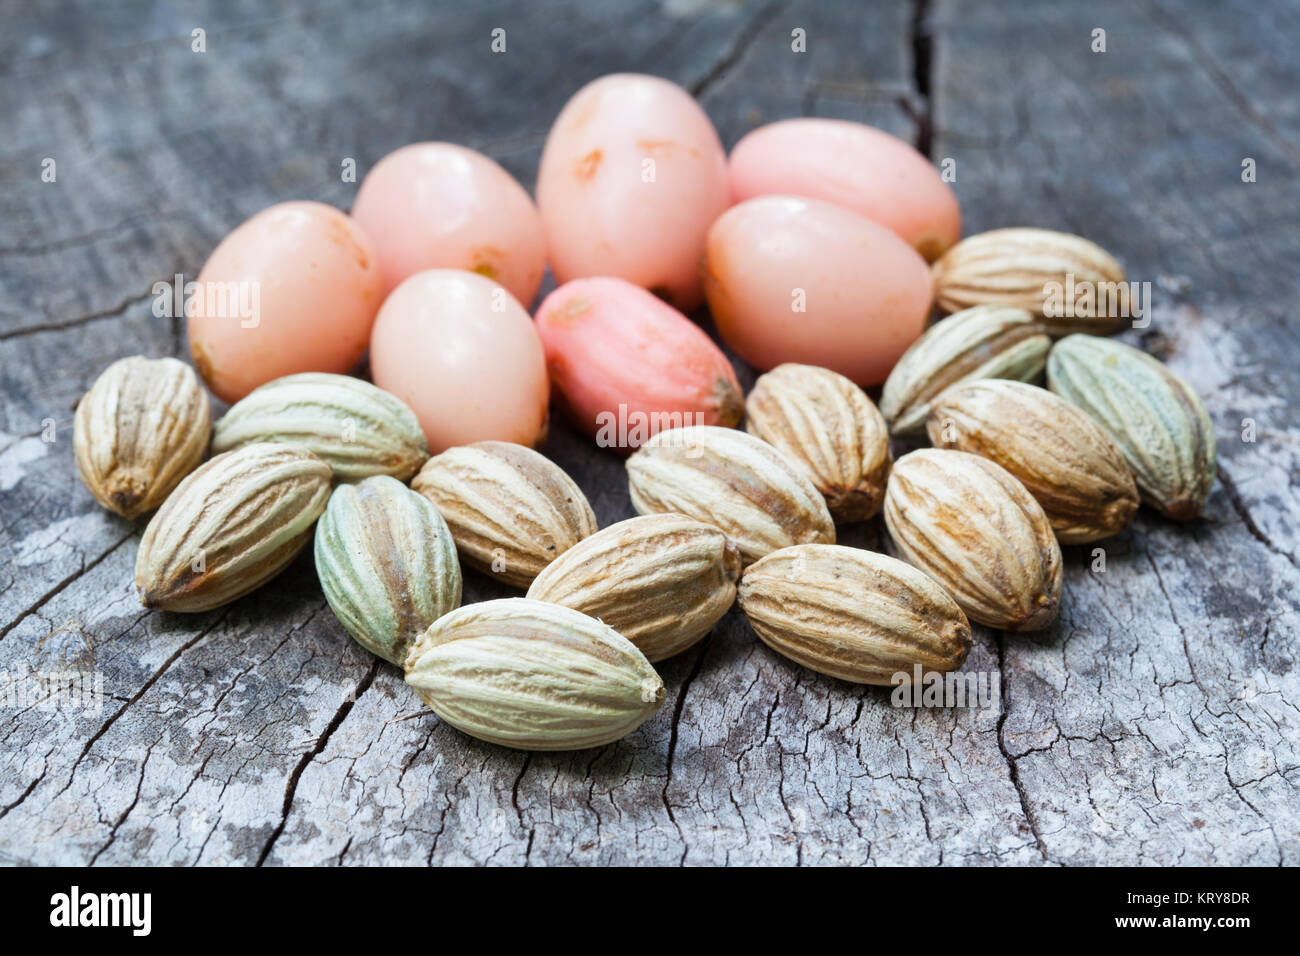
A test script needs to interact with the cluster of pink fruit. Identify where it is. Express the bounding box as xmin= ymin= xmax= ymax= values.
xmin=186 ymin=72 xmax=959 ymax=453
